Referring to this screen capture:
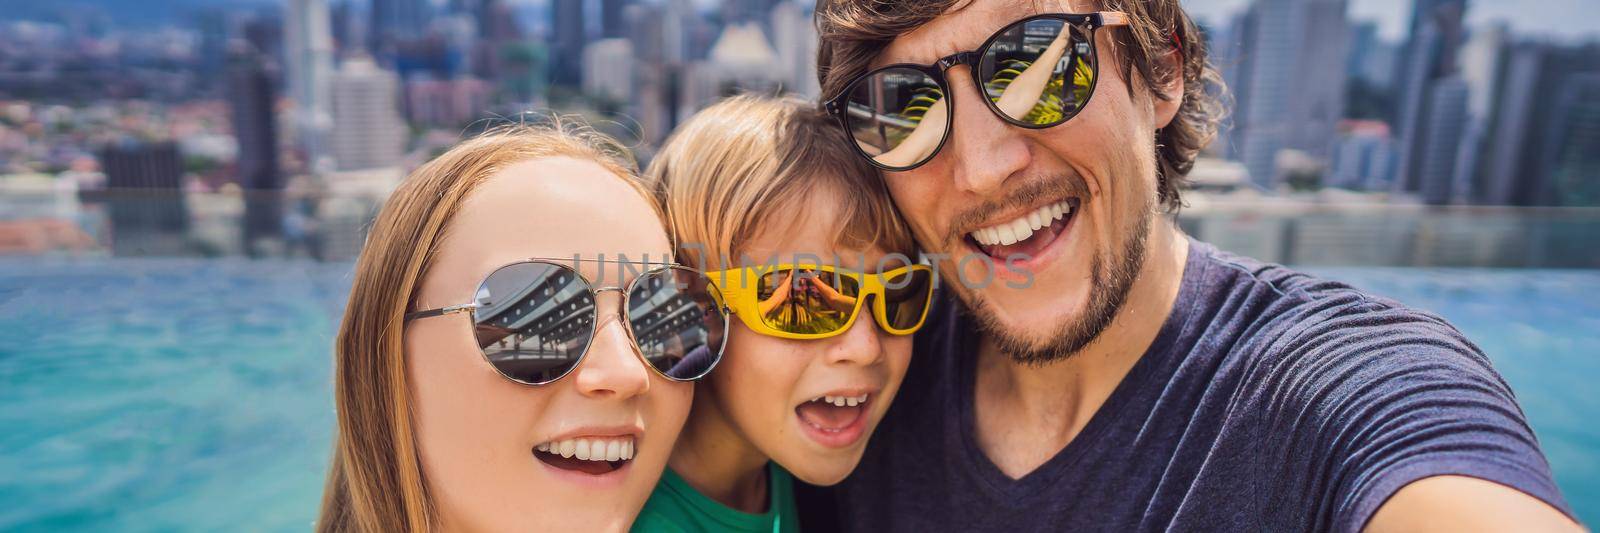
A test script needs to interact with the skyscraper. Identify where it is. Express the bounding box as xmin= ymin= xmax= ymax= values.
xmin=1417 ymin=78 xmax=1468 ymax=204
xmin=602 ymin=0 xmax=634 ymax=39
xmin=684 ymin=22 xmax=783 ymax=112
xmin=228 ymin=40 xmax=286 ymax=251
xmin=1346 ymin=21 xmax=1399 ymax=91
xmin=1547 ymin=75 xmax=1600 ymax=207
xmin=1479 ymin=42 xmax=1600 ymax=206
xmin=1449 ymin=24 xmax=1509 ymax=204
xmin=286 ymin=0 xmax=335 ymax=173
xmin=550 ymin=0 xmax=586 ymax=88
xmin=471 ymin=0 xmax=522 ymax=80
xmin=1228 ymin=0 xmax=1350 ymax=188
xmin=228 ymin=47 xmax=282 ymax=192
xmin=405 ymin=76 xmax=494 ymax=127
xmin=583 ymin=39 xmax=634 ymax=104
xmin=370 ymin=0 xmax=432 ymax=58
xmin=99 ymin=140 xmax=187 ymax=256
xmin=331 ymin=57 xmax=407 ymax=171
xmin=1391 ymin=0 xmax=1466 ymax=195
xmin=723 ymin=0 xmax=779 ymax=27
xmin=770 ymin=1 xmax=819 ymax=98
